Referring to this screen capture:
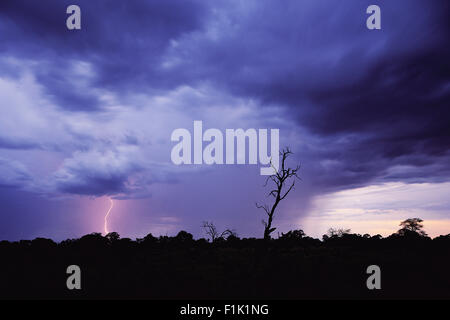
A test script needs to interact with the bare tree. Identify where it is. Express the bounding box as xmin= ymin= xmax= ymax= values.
xmin=256 ymin=148 xmax=300 ymax=240
xmin=202 ymin=221 xmax=236 ymax=242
